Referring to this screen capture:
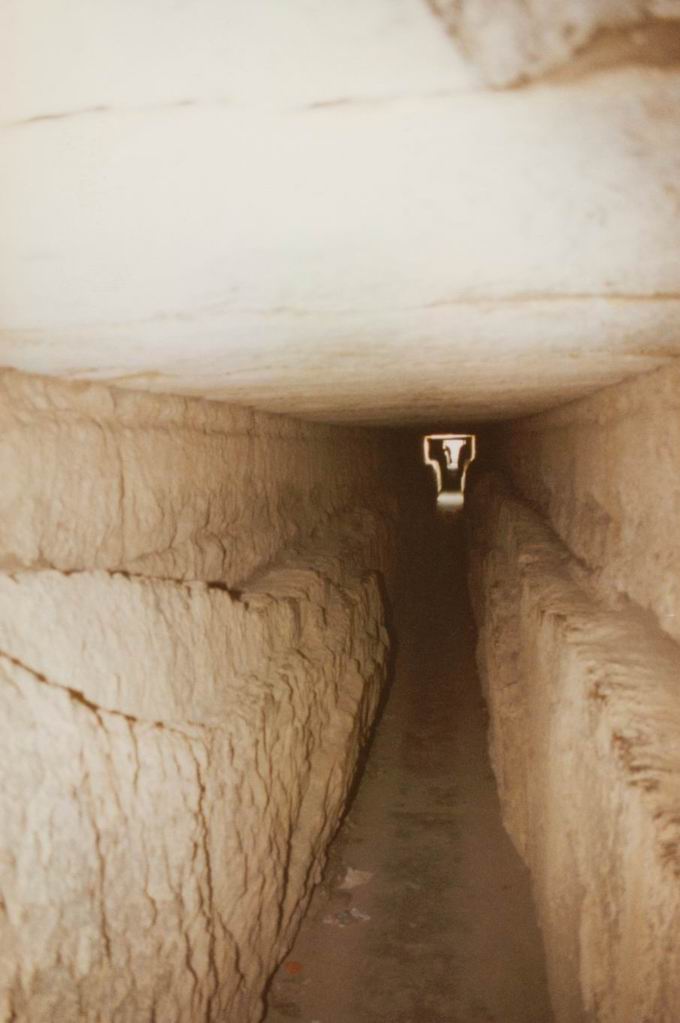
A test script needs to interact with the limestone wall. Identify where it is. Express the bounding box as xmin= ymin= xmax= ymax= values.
xmin=0 ymin=369 xmax=396 ymax=584
xmin=470 ymin=361 xmax=680 ymax=1022
xmin=429 ymin=0 xmax=680 ymax=87
xmin=471 ymin=364 xmax=680 ymax=1020
xmin=468 ymin=470 xmax=680 ymax=1023
xmin=494 ymin=361 xmax=680 ymax=645
xmin=0 ymin=371 xmax=400 ymax=1022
